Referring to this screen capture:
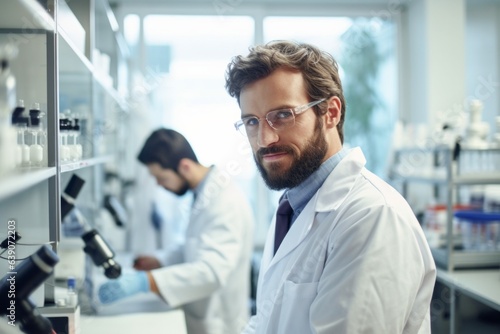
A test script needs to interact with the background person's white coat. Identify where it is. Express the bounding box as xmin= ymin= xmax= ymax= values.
xmin=151 ymin=167 xmax=255 ymax=334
